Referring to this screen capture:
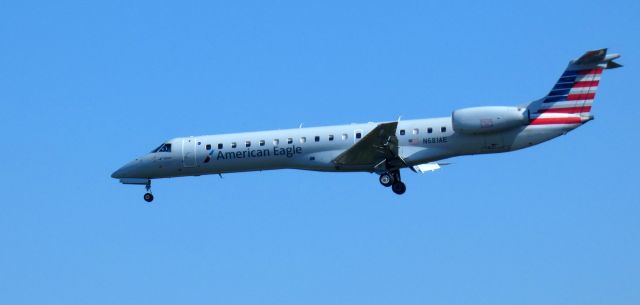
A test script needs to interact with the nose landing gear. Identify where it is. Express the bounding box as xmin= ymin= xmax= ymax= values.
xmin=143 ymin=193 xmax=154 ymax=202
xmin=379 ymin=170 xmax=406 ymax=195
xmin=143 ymin=181 xmax=154 ymax=202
